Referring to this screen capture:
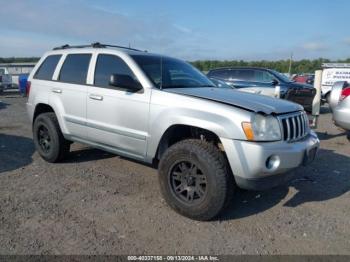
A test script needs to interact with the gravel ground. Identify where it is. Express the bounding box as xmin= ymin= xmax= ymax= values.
xmin=0 ymin=94 xmax=350 ymax=255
